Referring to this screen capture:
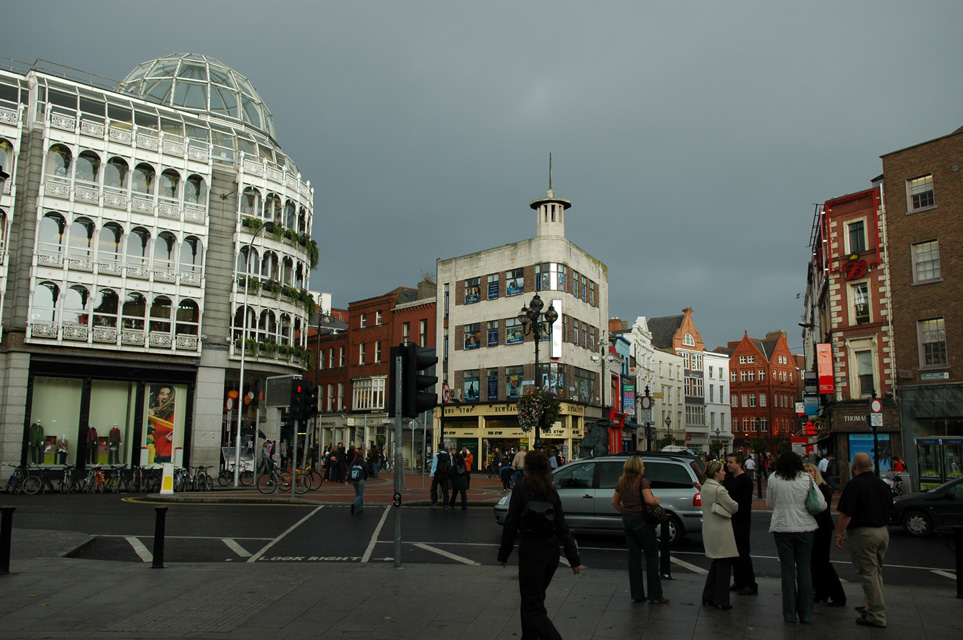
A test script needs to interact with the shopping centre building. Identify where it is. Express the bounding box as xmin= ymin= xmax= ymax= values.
xmin=0 ymin=54 xmax=316 ymax=472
